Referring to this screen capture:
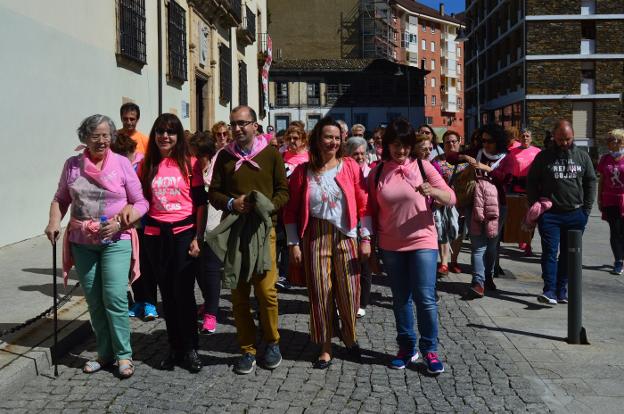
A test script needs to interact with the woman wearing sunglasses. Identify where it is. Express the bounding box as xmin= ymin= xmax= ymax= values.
xmin=446 ymin=124 xmax=513 ymax=298
xmin=138 ymin=113 xmax=207 ymax=373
